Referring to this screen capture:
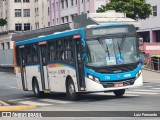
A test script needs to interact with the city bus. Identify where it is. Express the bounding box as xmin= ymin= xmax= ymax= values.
xmin=14 ymin=23 xmax=143 ymax=100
